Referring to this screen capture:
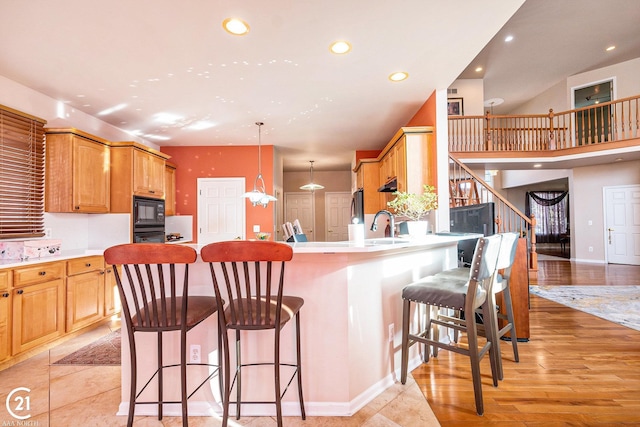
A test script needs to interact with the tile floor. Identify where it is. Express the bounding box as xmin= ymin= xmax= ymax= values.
xmin=0 ymin=320 xmax=440 ymax=426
